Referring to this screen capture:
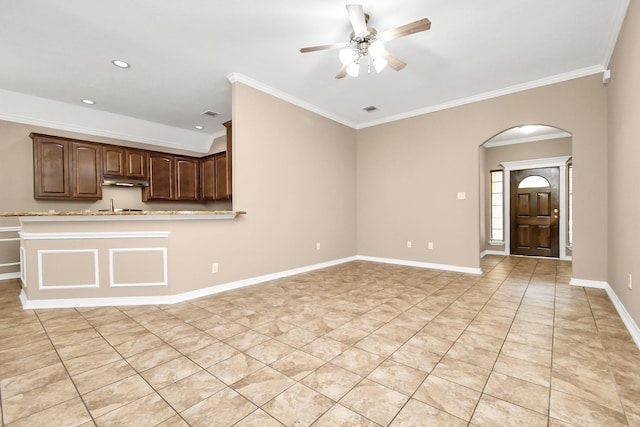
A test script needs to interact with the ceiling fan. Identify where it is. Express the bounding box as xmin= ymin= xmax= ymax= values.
xmin=300 ymin=3 xmax=431 ymax=78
